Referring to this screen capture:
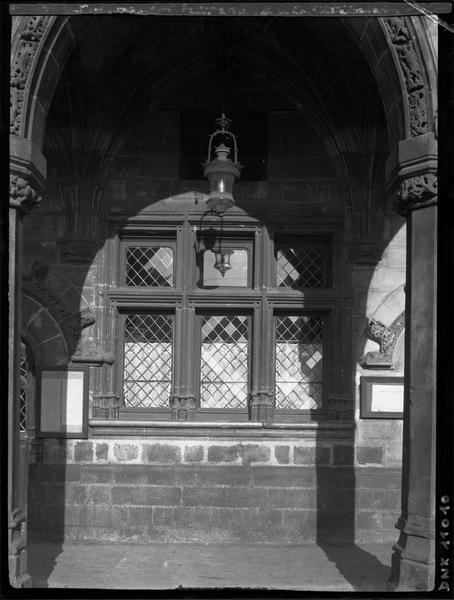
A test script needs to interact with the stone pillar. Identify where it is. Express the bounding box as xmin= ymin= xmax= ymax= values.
xmin=8 ymin=172 xmax=42 ymax=588
xmin=388 ymin=171 xmax=437 ymax=591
